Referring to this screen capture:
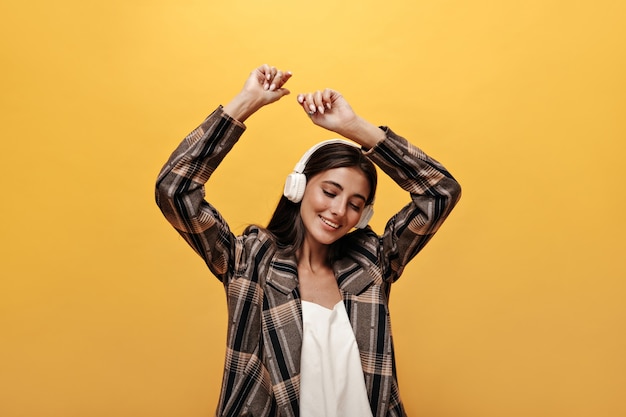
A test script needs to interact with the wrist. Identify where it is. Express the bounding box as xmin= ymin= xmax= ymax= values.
xmin=222 ymin=91 xmax=263 ymax=123
xmin=339 ymin=116 xmax=386 ymax=149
